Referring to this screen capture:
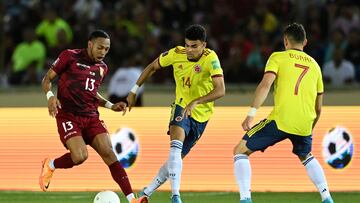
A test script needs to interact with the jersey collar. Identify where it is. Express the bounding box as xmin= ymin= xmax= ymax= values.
xmin=187 ymin=50 xmax=205 ymax=62
xmin=289 ymin=48 xmax=303 ymax=52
